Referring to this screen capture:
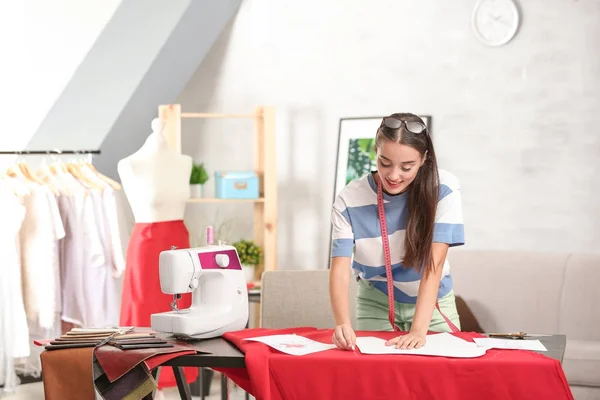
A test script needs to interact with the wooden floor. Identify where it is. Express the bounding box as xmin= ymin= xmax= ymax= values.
xmin=1 ymin=373 xmax=254 ymax=400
